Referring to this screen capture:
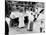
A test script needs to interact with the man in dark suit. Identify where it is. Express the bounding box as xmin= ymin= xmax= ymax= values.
xmin=5 ymin=21 xmax=9 ymax=35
